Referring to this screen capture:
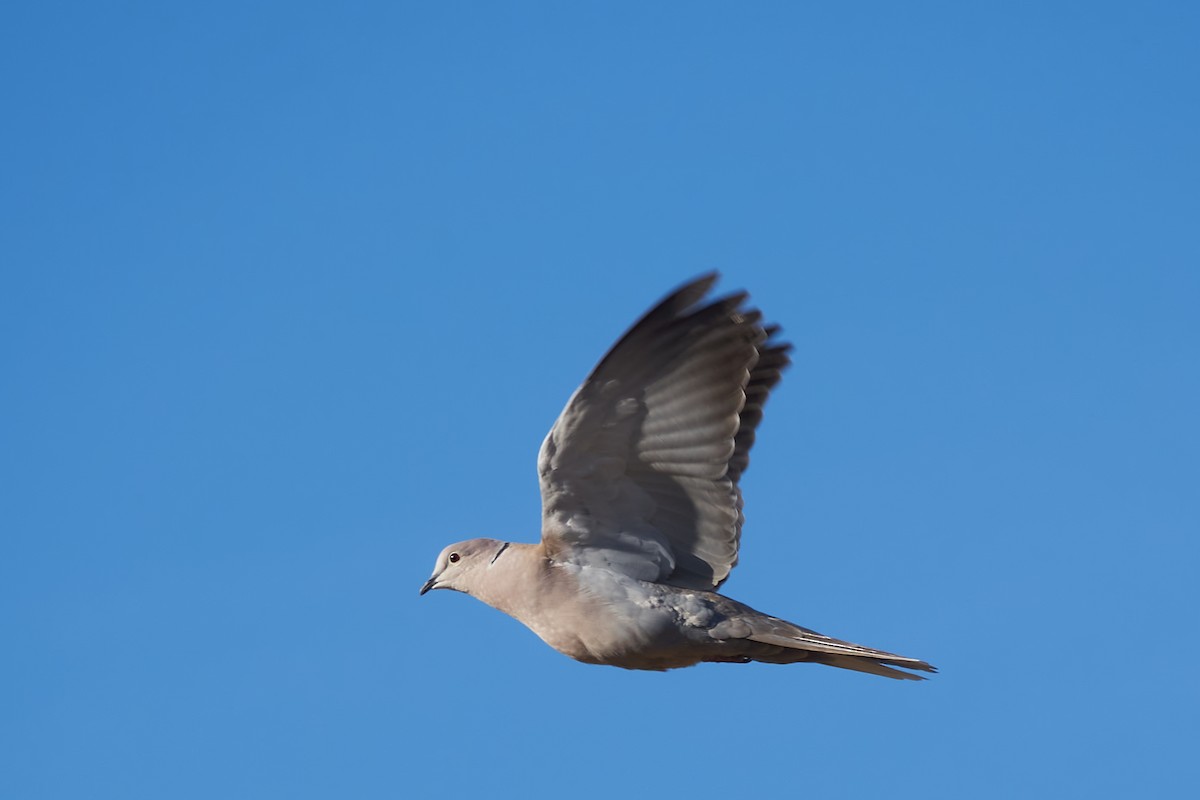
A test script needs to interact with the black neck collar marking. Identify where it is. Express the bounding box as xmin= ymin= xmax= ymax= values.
xmin=490 ymin=541 xmax=511 ymax=564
